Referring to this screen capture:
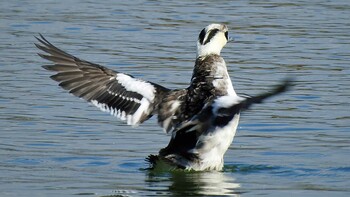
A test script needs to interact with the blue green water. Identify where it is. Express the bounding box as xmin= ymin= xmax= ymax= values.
xmin=0 ymin=0 xmax=349 ymax=196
